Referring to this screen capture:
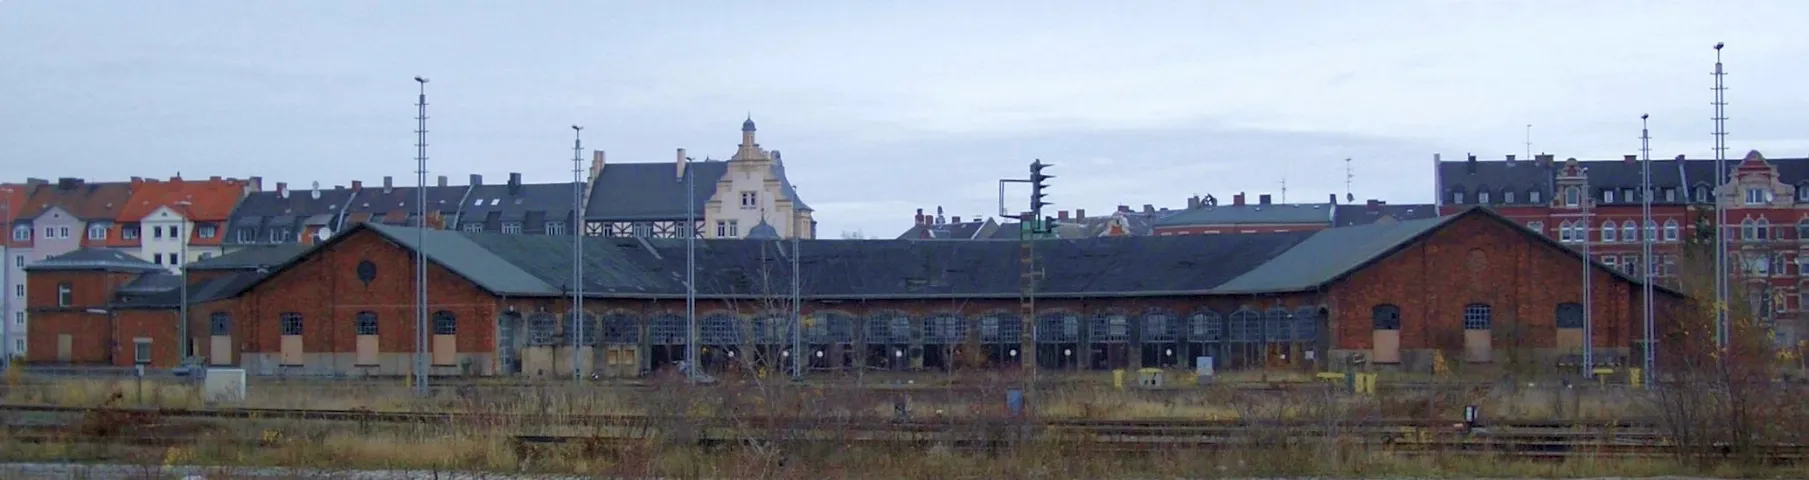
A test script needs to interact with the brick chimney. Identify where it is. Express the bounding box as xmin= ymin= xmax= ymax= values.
xmin=469 ymin=174 xmax=483 ymax=186
xmin=1675 ymin=154 xmax=1686 ymax=162
xmin=437 ymin=175 xmax=448 ymax=187
xmin=508 ymin=173 xmax=522 ymax=195
xmin=276 ymin=182 xmax=289 ymax=198
xmin=915 ymin=208 xmax=925 ymax=226
xmin=590 ymin=150 xmax=606 ymax=180
xmin=351 ymin=180 xmax=363 ymax=190
xmin=1624 ymin=154 xmax=1638 ymax=164
xmin=1187 ymin=196 xmax=1201 ymax=209
xmin=952 ymin=216 xmax=962 ymax=223
xmin=1058 ymin=210 xmax=1069 ymax=220
xmin=676 ymin=148 xmax=688 ymax=180
xmin=1465 ymin=154 xmax=1477 ymax=173
xmin=1142 ymin=204 xmax=1154 ymax=213
xmin=248 ymin=176 xmax=263 ymax=191
xmin=1366 ymin=199 xmax=1382 ymax=211
xmin=382 ymin=176 xmax=394 ymax=194
xmin=1118 ymin=205 xmax=1130 ymax=213
xmin=1328 ymin=193 xmax=1337 ymax=204
xmin=1258 ymin=195 xmax=1271 ymax=206
xmin=1232 ymin=193 xmax=1246 ymax=206
xmin=1536 ymin=154 xmax=1555 ymax=167
xmin=1505 ymin=154 xmax=1517 ymax=164
xmin=1075 ymin=209 xmax=1085 ymax=219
